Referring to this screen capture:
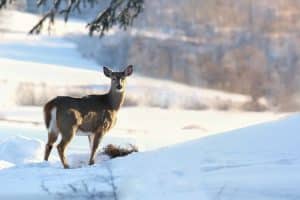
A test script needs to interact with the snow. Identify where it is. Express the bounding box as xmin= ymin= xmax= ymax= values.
xmin=0 ymin=115 xmax=299 ymax=199
xmin=0 ymin=136 xmax=43 ymax=165
xmin=0 ymin=160 xmax=14 ymax=170
xmin=0 ymin=9 xmax=297 ymax=200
